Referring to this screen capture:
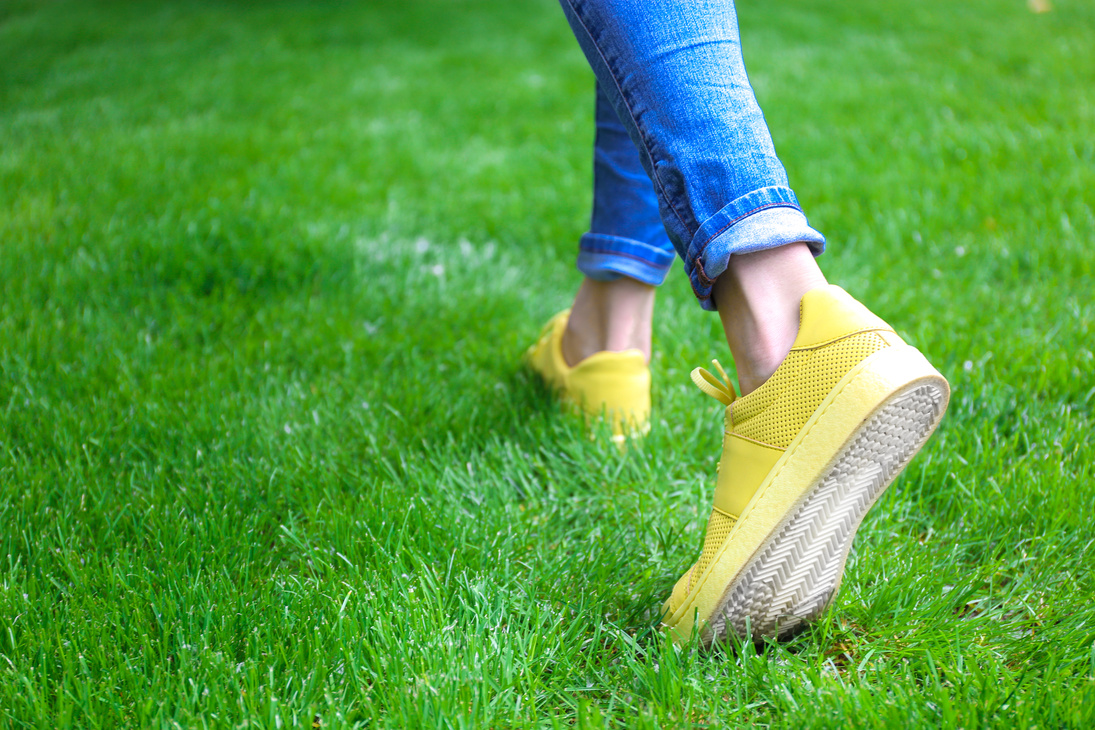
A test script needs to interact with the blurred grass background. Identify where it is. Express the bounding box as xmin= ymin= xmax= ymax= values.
xmin=1 ymin=0 xmax=1093 ymax=727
